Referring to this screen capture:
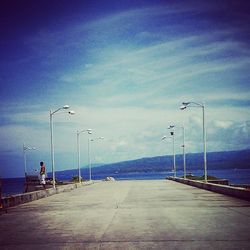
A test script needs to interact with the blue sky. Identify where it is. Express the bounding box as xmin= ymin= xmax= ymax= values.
xmin=0 ymin=0 xmax=250 ymax=178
